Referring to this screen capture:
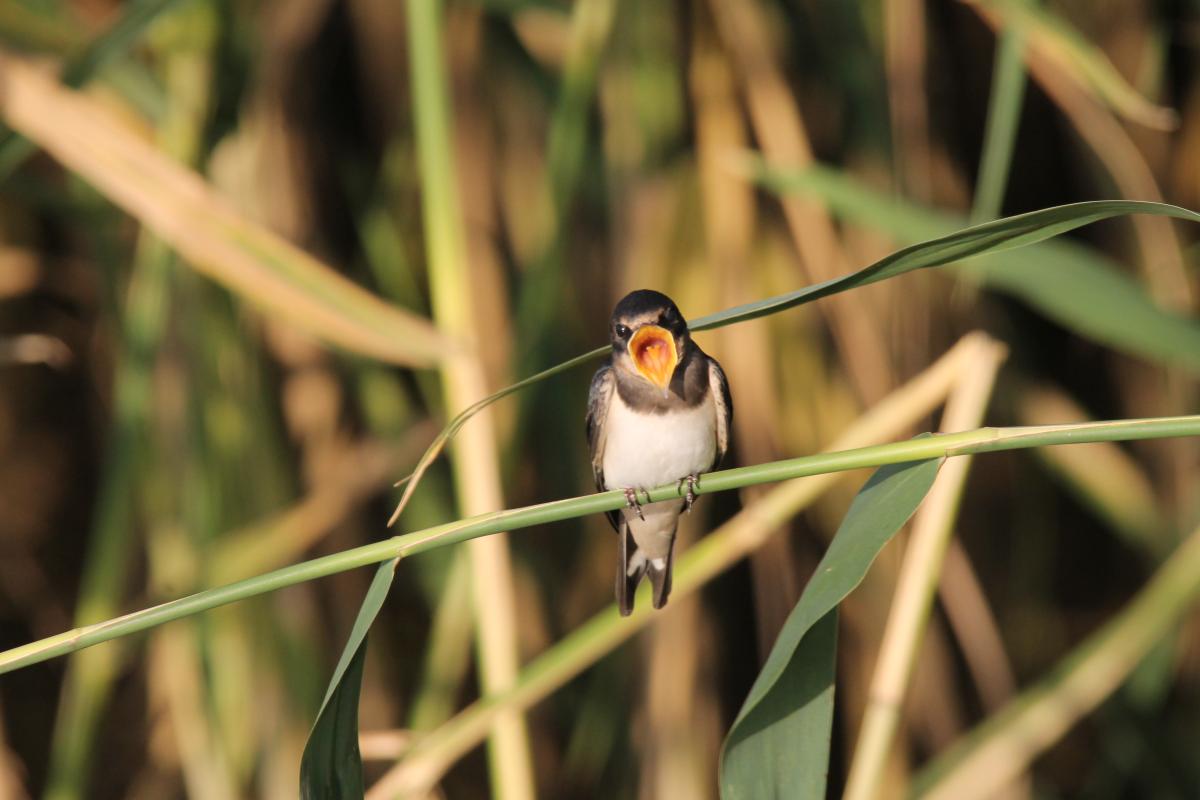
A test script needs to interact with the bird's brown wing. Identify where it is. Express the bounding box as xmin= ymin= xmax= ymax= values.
xmin=708 ymin=357 xmax=733 ymax=468
xmin=585 ymin=362 xmax=620 ymax=531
